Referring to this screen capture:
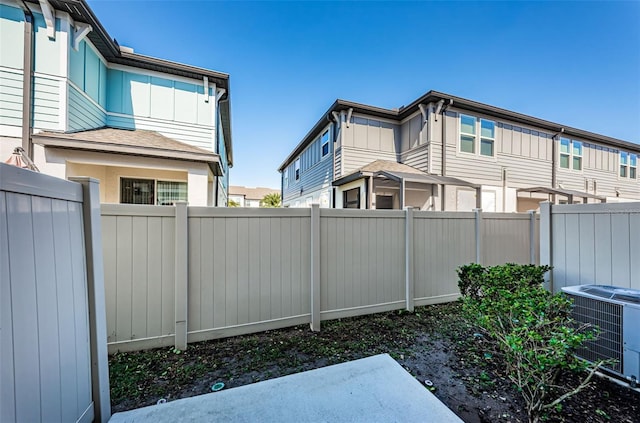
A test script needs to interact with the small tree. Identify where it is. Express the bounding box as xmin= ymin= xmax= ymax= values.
xmin=458 ymin=263 xmax=601 ymax=423
xmin=260 ymin=193 xmax=281 ymax=208
xmin=228 ymin=199 xmax=240 ymax=207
